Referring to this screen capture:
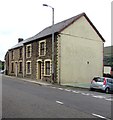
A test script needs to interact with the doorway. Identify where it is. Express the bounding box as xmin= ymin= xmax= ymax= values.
xmin=15 ymin=62 xmax=18 ymax=77
xmin=37 ymin=60 xmax=42 ymax=80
